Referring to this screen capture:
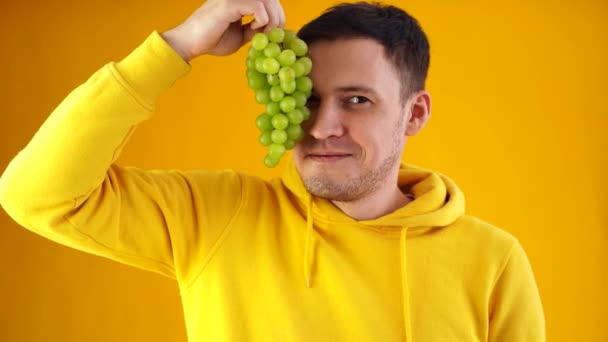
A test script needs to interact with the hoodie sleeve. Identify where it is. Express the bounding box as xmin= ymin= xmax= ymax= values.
xmin=0 ymin=31 xmax=244 ymax=284
xmin=488 ymin=241 xmax=546 ymax=341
